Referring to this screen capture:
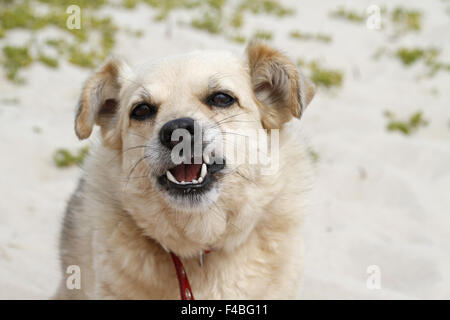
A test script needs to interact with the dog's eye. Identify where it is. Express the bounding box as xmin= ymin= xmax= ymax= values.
xmin=130 ymin=103 xmax=157 ymax=120
xmin=206 ymin=92 xmax=235 ymax=108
